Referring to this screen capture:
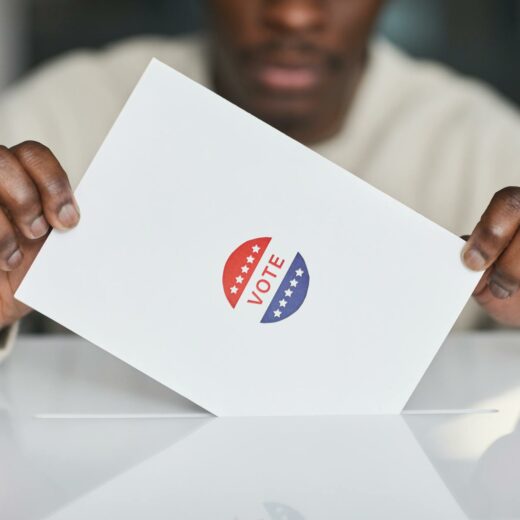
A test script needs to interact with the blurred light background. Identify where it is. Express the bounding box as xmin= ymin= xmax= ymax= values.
xmin=0 ymin=0 xmax=519 ymax=105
